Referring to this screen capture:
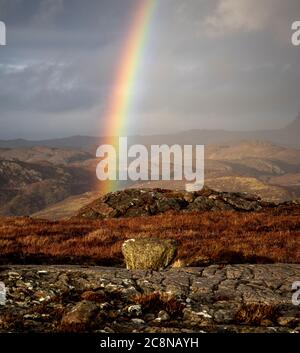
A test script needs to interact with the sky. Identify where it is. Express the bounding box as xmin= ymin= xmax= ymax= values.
xmin=0 ymin=0 xmax=300 ymax=139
